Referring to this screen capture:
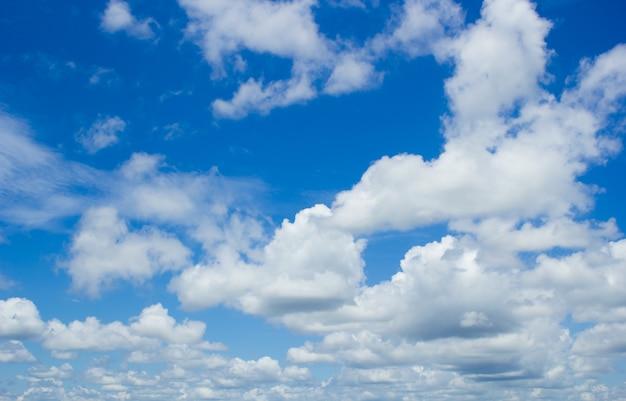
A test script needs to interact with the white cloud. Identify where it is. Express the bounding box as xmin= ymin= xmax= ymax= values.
xmin=179 ymin=0 xmax=330 ymax=73
xmin=27 ymin=363 xmax=73 ymax=380
xmin=212 ymin=74 xmax=317 ymax=119
xmin=324 ymin=53 xmax=382 ymax=95
xmin=170 ymin=204 xmax=366 ymax=316
xmin=100 ymin=0 xmax=157 ymax=40
xmin=370 ymin=0 xmax=463 ymax=57
xmin=59 ymin=206 xmax=191 ymax=298
xmin=129 ymin=303 xmax=206 ymax=344
xmin=76 ymin=116 xmax=125 ymax=154
xmin=0 ymin=298 xmax=45 ymax=339
xmin=564 ymin=43 xmax=626 ymax=117
xmin=42 ymin=303 xmax=207 ymax=352
xmin=440 ymin=0 xmax=552 ymax=120
xmin=181 ymin=0 xmax=462 ymax=118
xmin=328 ymin=2 xmax=623 ymax=234
xmin=0 ymin=112 xmax=103 ymax=227
xmin=0 ymin=341 xmax=36 ymax=363
xmin=3 ymin=0 xmax=626 ymax=398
